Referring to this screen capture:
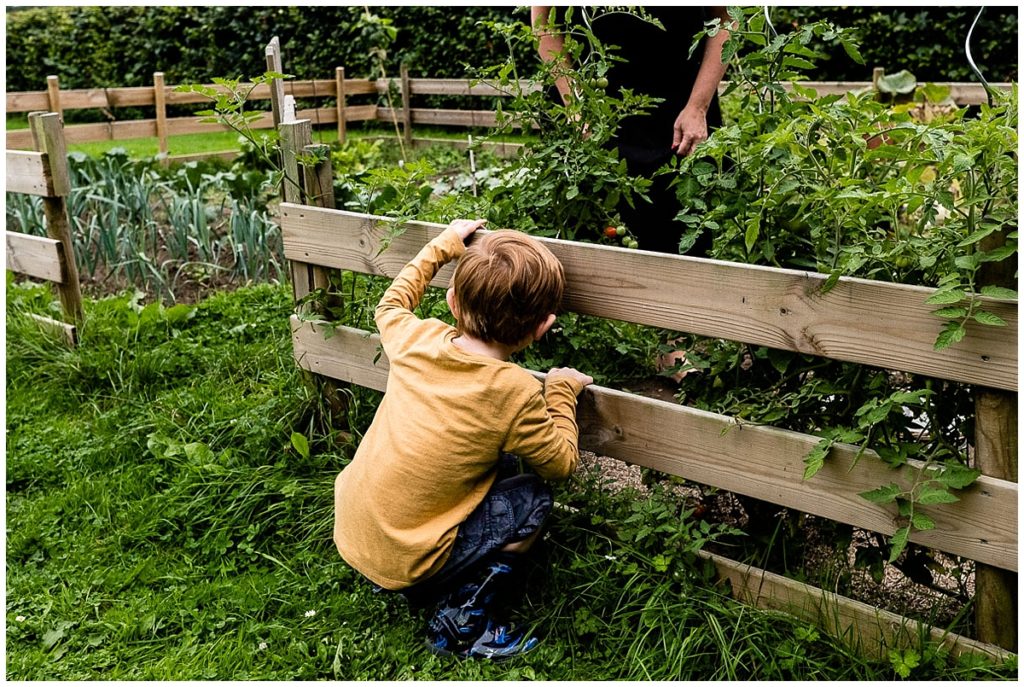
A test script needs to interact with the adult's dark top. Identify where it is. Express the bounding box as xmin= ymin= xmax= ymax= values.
xmin=563 ymin=7 xmax=723 ymax=149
